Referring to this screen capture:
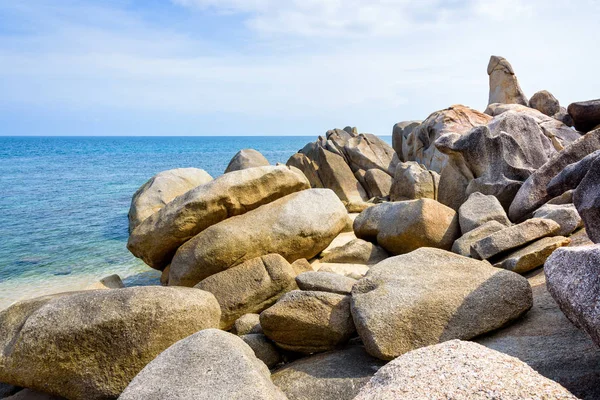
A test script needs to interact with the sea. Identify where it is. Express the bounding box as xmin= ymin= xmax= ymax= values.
xmin=0 ymin=136 xmax=391 ymax=310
